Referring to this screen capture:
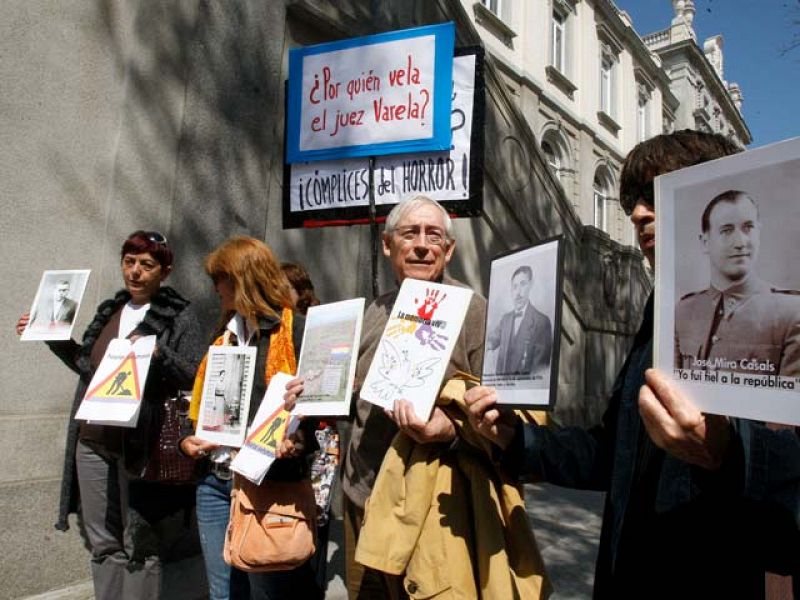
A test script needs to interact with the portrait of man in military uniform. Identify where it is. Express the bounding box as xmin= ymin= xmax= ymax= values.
xmin=675 ymin=190 xmax=800 ymax=377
